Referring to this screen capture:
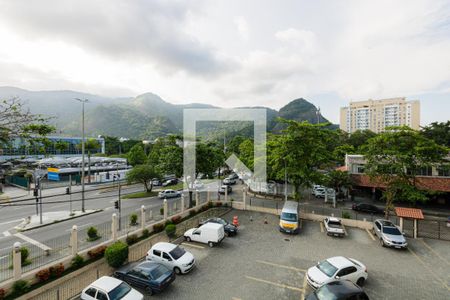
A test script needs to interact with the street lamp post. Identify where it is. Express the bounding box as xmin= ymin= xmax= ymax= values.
xmin=75 ymin=98 xmax=88 ymax=212
xmin=284 ymin=159 xmax=288 ymax=202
